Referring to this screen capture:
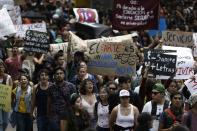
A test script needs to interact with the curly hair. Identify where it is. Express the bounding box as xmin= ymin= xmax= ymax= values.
xmin=80 ymin=79 xmax=94 ymax=95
